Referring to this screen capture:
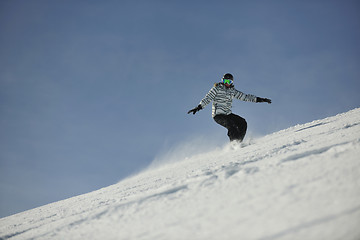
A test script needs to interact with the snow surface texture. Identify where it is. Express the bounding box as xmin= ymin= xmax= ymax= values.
xmin=1 ymin=108 xmax=360 ymax=240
